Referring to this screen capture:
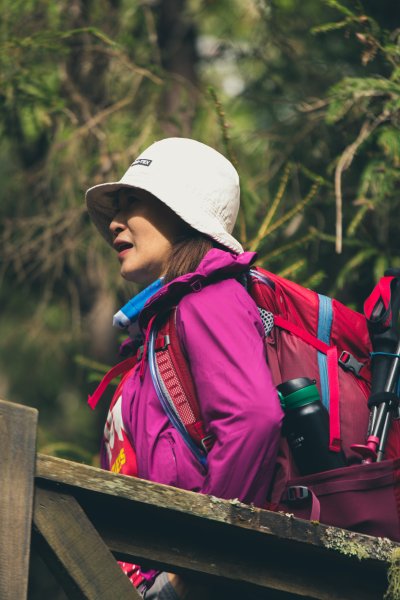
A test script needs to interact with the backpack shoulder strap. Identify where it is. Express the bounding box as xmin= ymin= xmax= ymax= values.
xmin=148 ymin=309 xmax=214 ymax=466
